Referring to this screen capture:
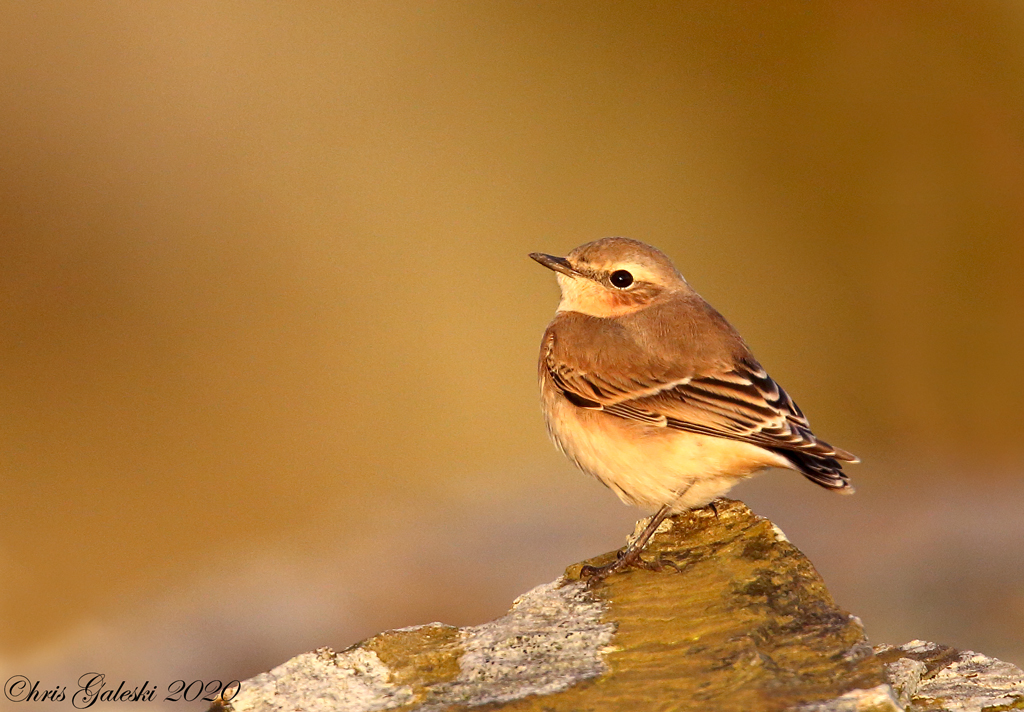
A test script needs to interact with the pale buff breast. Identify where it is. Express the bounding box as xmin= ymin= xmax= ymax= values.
xmin=541 ymin=385 xmax=792 ymax=513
